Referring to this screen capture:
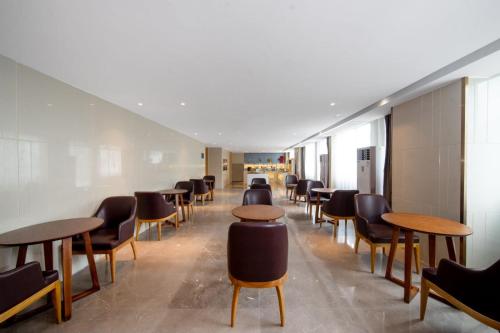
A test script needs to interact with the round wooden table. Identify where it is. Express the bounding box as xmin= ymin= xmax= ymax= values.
xmin=159 ymin=189 xmax=188 ymax=224
xmin=311 ymin=188 xmax=336 ymax=223
xmin=382 ymin=212 xmax=472 ymax=303
xmin=204 ymin=179 xmax=215 ymax=201
xmin=0 ymin=217 xmax=104 ymax=320
xmin=232 ymin=205 xmax=285 ymax=222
